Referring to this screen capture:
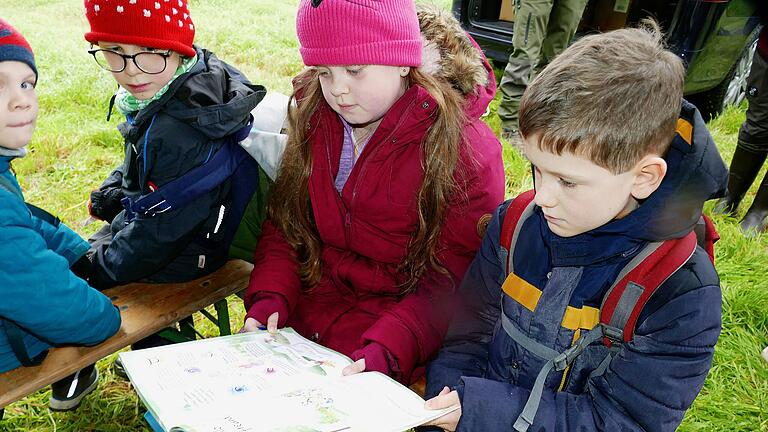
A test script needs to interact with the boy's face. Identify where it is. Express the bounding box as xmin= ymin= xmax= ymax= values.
xmin=316 ymin=65 xmax=408 ymax=127
xmin=523 ymin=134 xmax=641 ymax=238
xmin=0 ymin=61 xmax=38 ymax=150
xmin=97 ymin=42 xmax=181 ymax=101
